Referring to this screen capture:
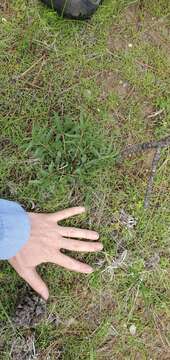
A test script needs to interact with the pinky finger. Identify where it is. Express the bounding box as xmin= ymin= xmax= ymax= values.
xmin=20 ymin=268 xmax=49 ymax=301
